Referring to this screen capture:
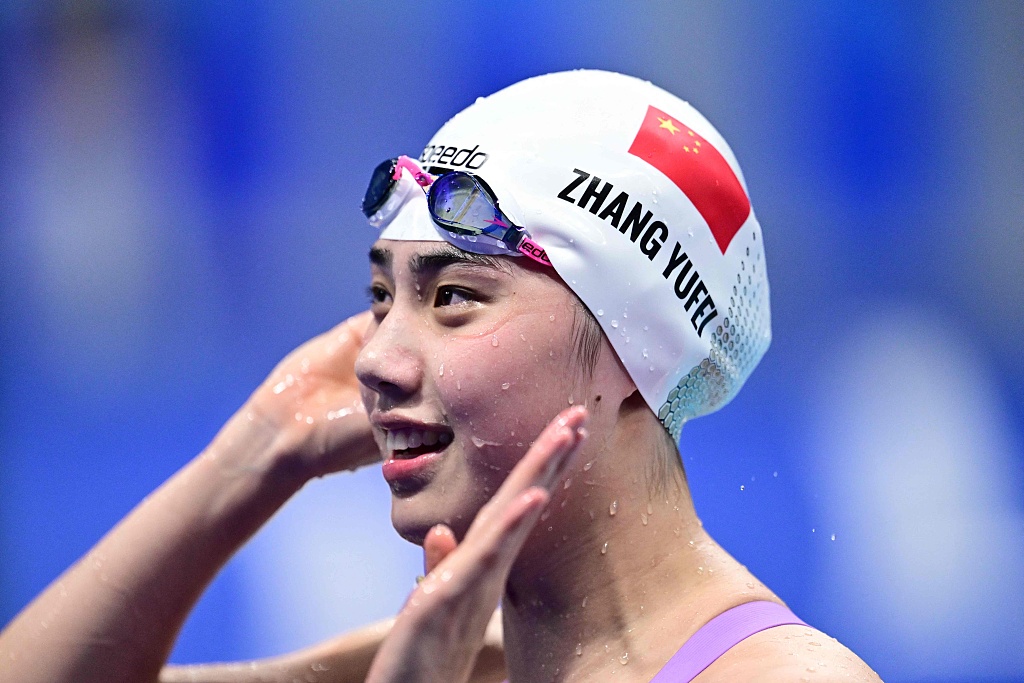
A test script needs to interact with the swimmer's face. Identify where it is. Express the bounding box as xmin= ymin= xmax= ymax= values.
xmin=355 ymin=239 xmax=599 ymax=544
